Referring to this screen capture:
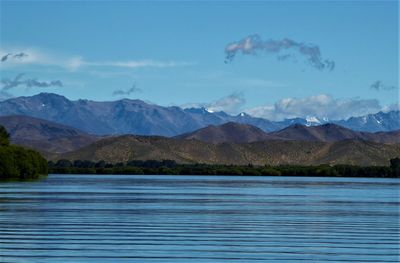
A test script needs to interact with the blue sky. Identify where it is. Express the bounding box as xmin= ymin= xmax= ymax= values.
xmin=0 ymin=0 xmax=398 ymax=120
